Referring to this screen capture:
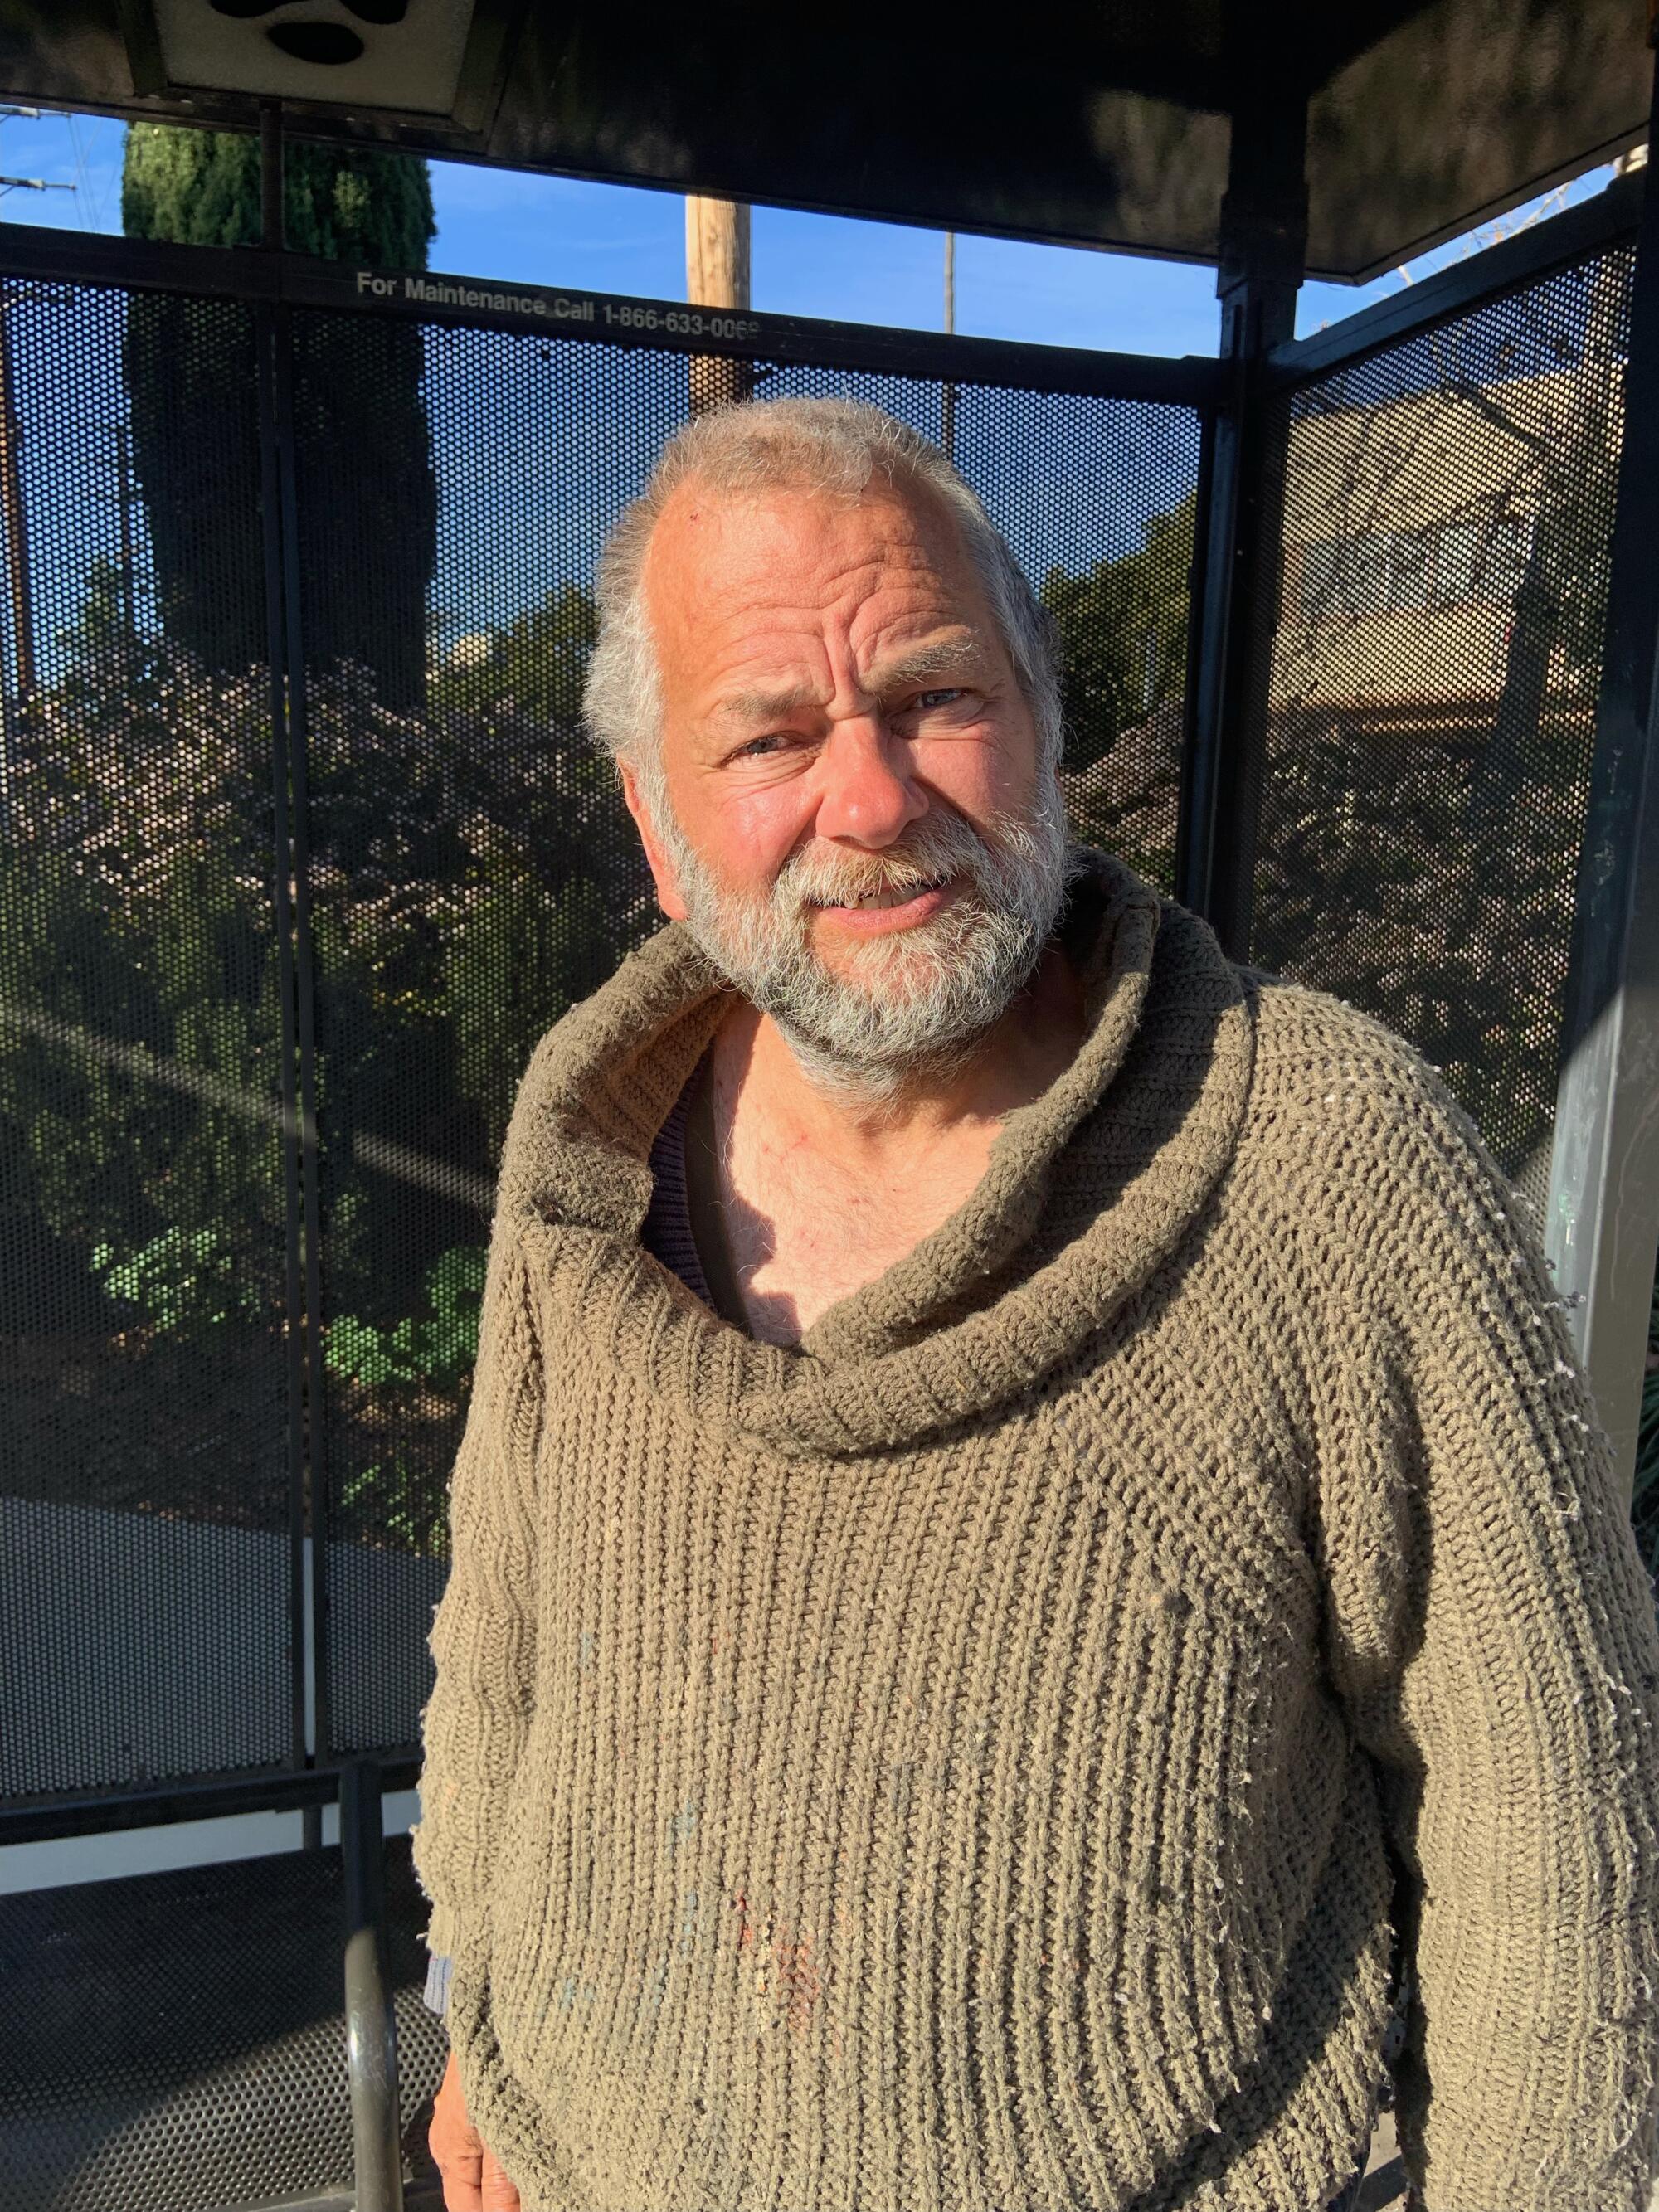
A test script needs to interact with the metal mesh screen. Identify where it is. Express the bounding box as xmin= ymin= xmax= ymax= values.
xmin=752 ymin=361 xmax=1203 ymax=884
xmin=0 ymin=1834 xmax=445 ymax=2212
xmin=1248 ymin=246 xmax=1633 ymax=1233
xmin=0 ymin=280 xmax=295 ymax=1799
xmin=290 ymin=311 xmax=1203 ymax=1753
